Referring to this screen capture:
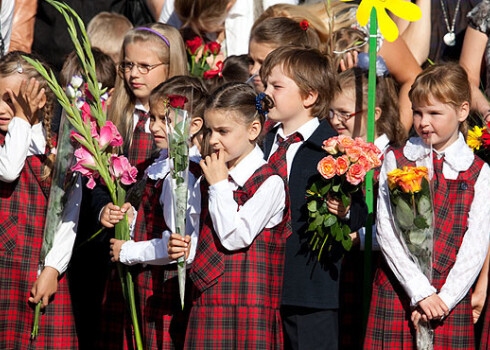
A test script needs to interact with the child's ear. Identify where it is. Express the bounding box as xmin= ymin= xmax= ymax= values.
xmin=374 ymin=107 xmax=382 ymax=121
xmin=248 ymin=120 xmax=262 ymax=141
xmin=190 ymin=116 xmax=204 ymax=137
xmin=38 ymin=92 xmax=47 ymax=110
xmin=303 ymin=90 xmax=319 ymax=109
xmin=457 ymin=101 xmax=470 ymax=122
